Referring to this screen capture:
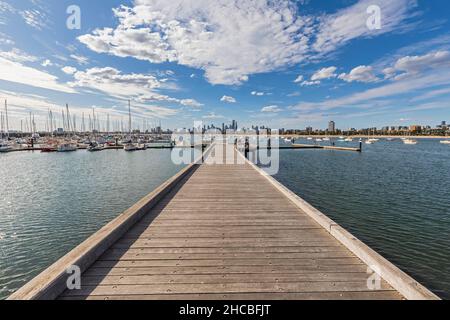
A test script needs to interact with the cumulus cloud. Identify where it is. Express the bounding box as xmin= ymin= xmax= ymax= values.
xmin=311 ymin=66 xmax=337 ymax=81
xmin=338 ymin=65 xmax=379 ymax=83
xmin=78 ymin=0 xmax=415 ymax=86
xmin=180 ymin=99 xmax=204 ymax=109
xmin=65 ymin=67 xmax=203 ymax=109
xmin=261 ymin=105 xmax=282 ymax=113
xmin=392 ymin=51 xmax=450 ymax=79
xmin=62 ymin=66 xmax=77 ymax=74
xmin=220 ymin=95 xmax=237 ymax=103
xmin=78 ymin=0 xmax=314 ymax=86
